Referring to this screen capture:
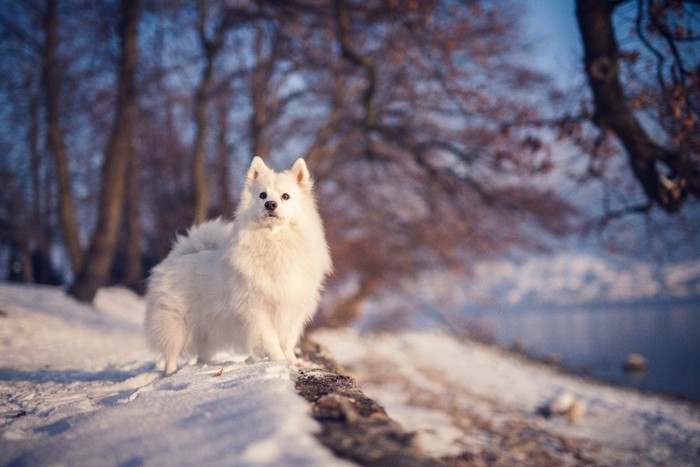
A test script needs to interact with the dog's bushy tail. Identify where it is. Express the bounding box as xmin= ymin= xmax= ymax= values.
xmin=169 ymin=218 xmax=233 ymax=259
